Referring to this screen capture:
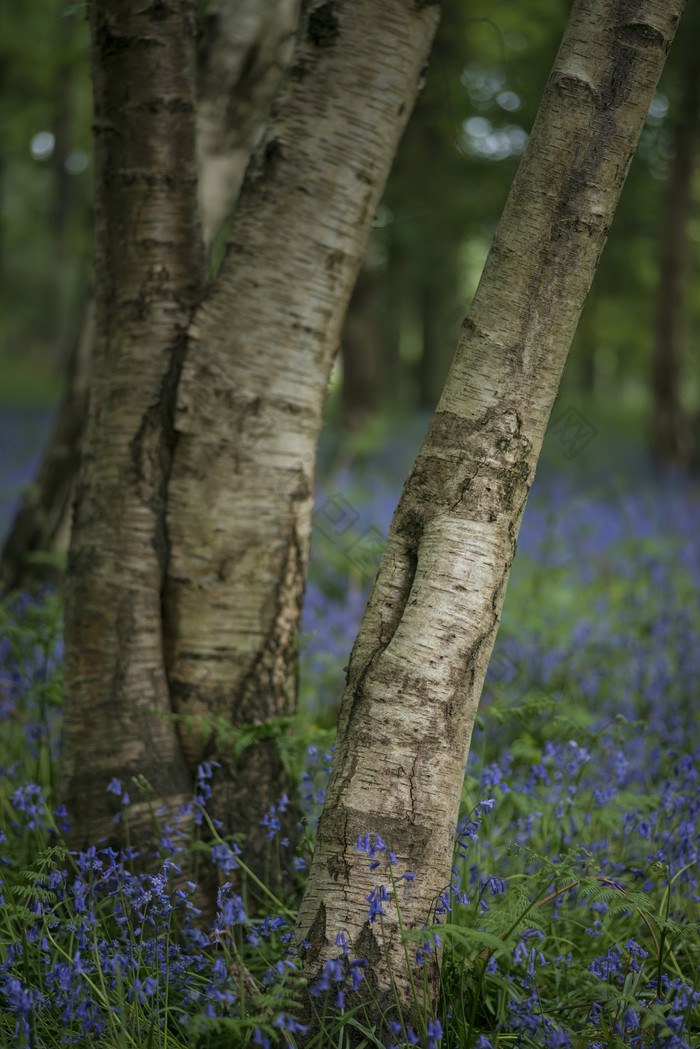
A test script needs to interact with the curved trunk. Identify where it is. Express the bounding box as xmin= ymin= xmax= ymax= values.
xmin=651 ymin=44 xmax=699 ymax=467
xmin=294 ymin=0 xmax=685 ymax=1031
xmin=59 ymin=0 xmax=203 ymax=851
xmin=164 ymin=0 xmax=440 ymax=886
